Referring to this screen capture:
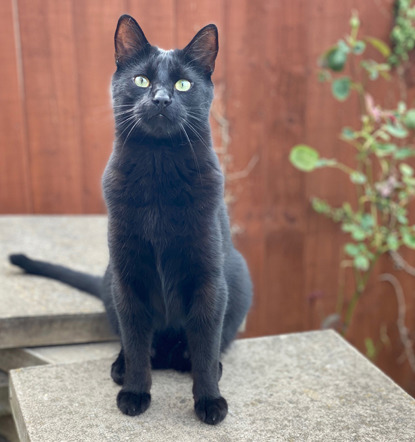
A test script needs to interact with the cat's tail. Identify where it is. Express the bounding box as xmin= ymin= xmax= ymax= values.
xmin=9 ymin=254 xmax=102 ymax=298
